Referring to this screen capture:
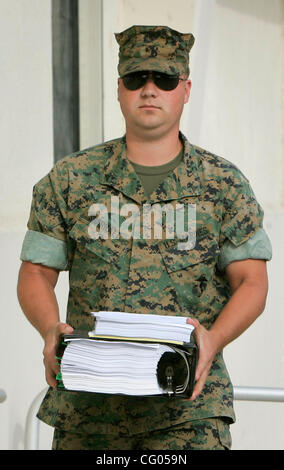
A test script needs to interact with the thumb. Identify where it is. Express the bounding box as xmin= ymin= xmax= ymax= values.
xmin=57 ymin=323 xmax=74 ymax=335
xmin=186 ymin=317 xmax=200 ymax=329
